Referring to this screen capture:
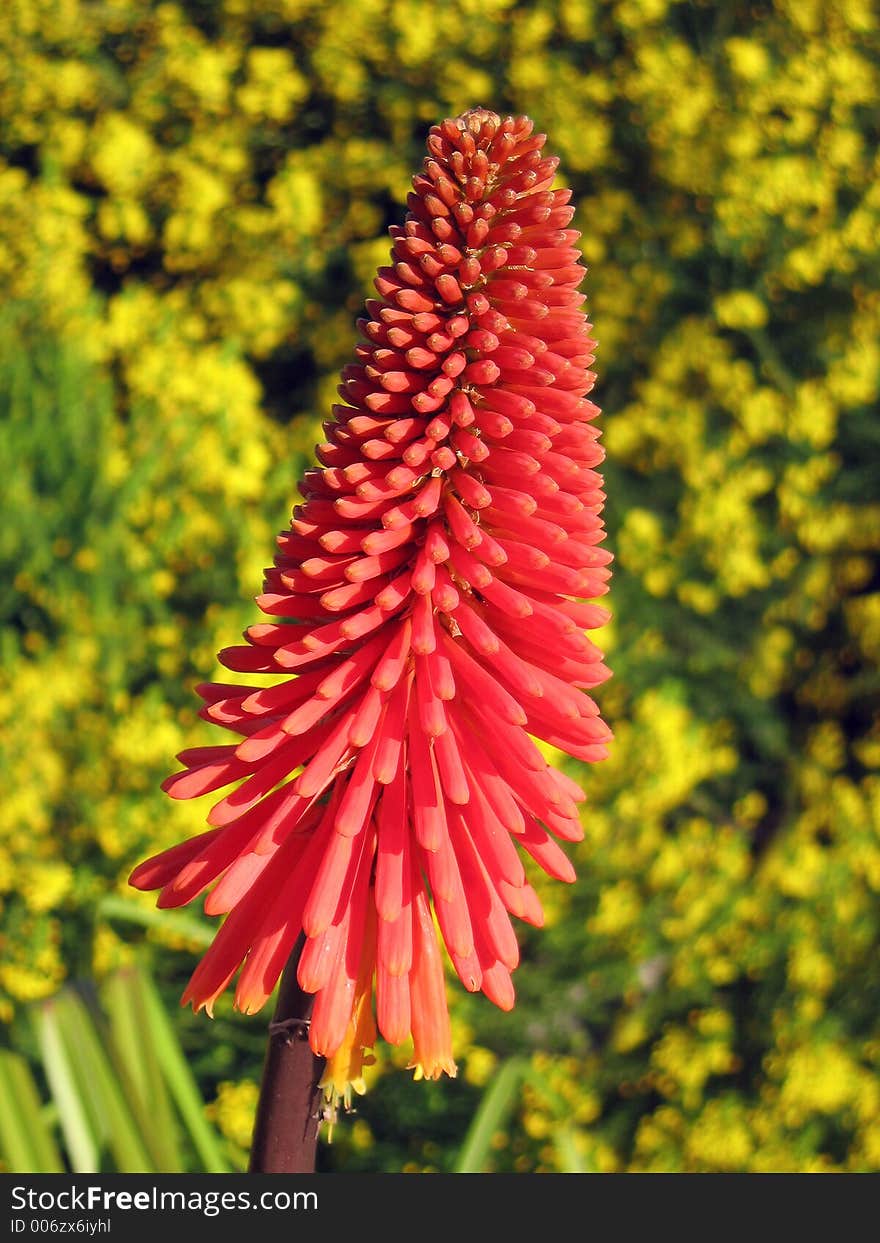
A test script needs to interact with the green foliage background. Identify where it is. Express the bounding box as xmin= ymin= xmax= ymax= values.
xmin=1 ymin=0 xmax=878 ymax=1173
